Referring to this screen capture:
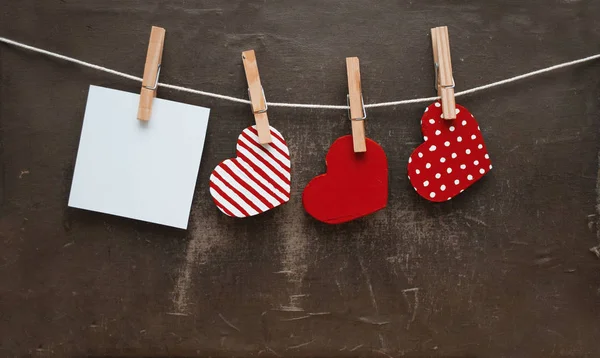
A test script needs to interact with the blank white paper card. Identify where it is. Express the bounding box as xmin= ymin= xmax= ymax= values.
xmin=69 ymin=85 xmax=210 ymax=229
